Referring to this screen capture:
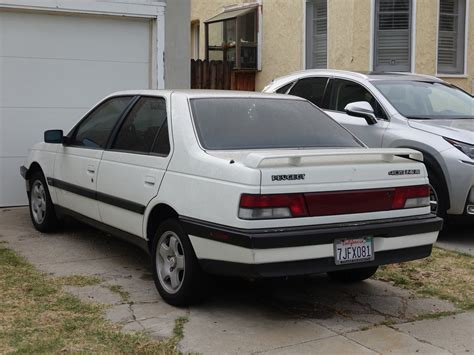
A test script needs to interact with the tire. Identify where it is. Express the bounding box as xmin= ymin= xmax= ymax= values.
xmin=427 ymin=169 xmax=448 ymax=218
xmin=151 ymin=219 xmax=207 ymax=306
xmin=28 ymin=171 xmax=58 ymax=232
xmin=327 ymin=266 xmax=378 ymax=283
